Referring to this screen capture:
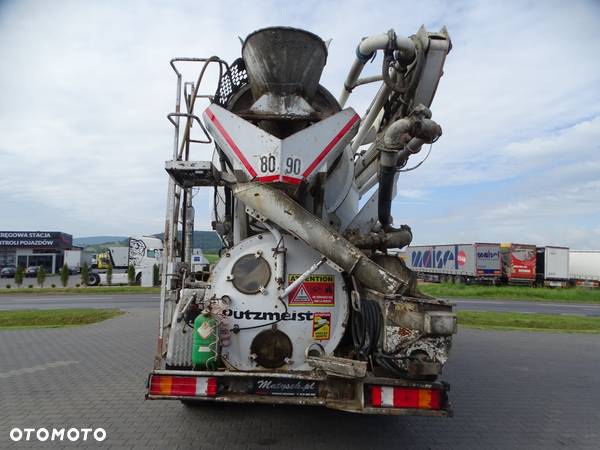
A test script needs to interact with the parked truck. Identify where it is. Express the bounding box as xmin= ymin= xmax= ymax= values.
xmin=88 ymin=236 xmax=162 ymax=286
xmin=405 ymin=243 xmax=502 ymax=284
xmin=536 ymin=246 xmax=569 ymax=287
xmin=501 ymin=243 xmax=537 ymax=286
xmin=63 ymin=248 xmax=92 ymax=274
xmin=569 ymin=250 xmax=600 ymax=288
xmin=147 ymin=26 xmax=456 ymax=415
xmin=97 ymin=246 xmax=129 ymax=270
